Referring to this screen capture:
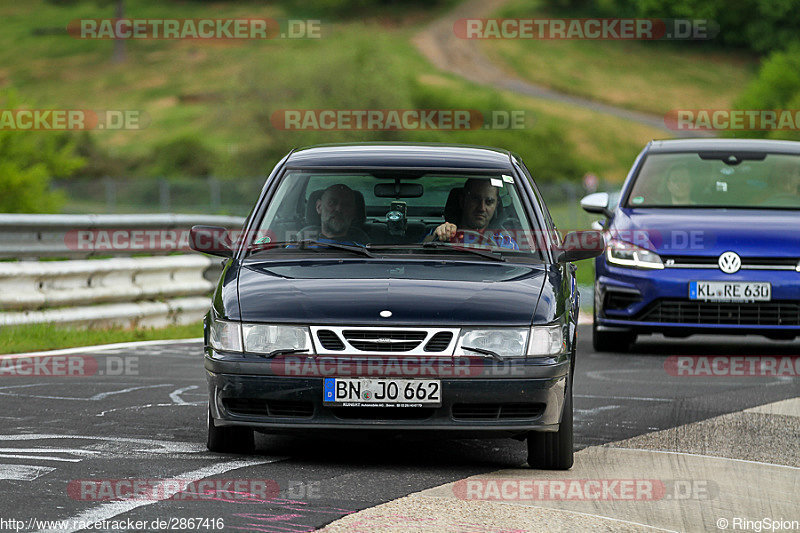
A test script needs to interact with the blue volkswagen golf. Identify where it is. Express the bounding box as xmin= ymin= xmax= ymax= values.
xmin=583 ymin=139 xmax=800 ymax=351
